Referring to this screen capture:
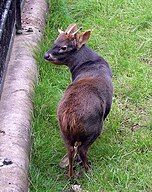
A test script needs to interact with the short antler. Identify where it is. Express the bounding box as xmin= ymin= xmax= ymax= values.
xmin=58 ymin=29 xmax=64 ymax=34
xmin=65 ymin=23 xmax=77 ymax=34
xmin=72 ymin=27 xmax=82 ymax=35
